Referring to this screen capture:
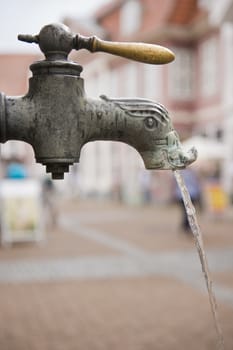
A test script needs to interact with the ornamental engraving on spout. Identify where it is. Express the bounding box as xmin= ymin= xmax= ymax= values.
xmin=99 ymin=95 xmax=197 ymax=170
